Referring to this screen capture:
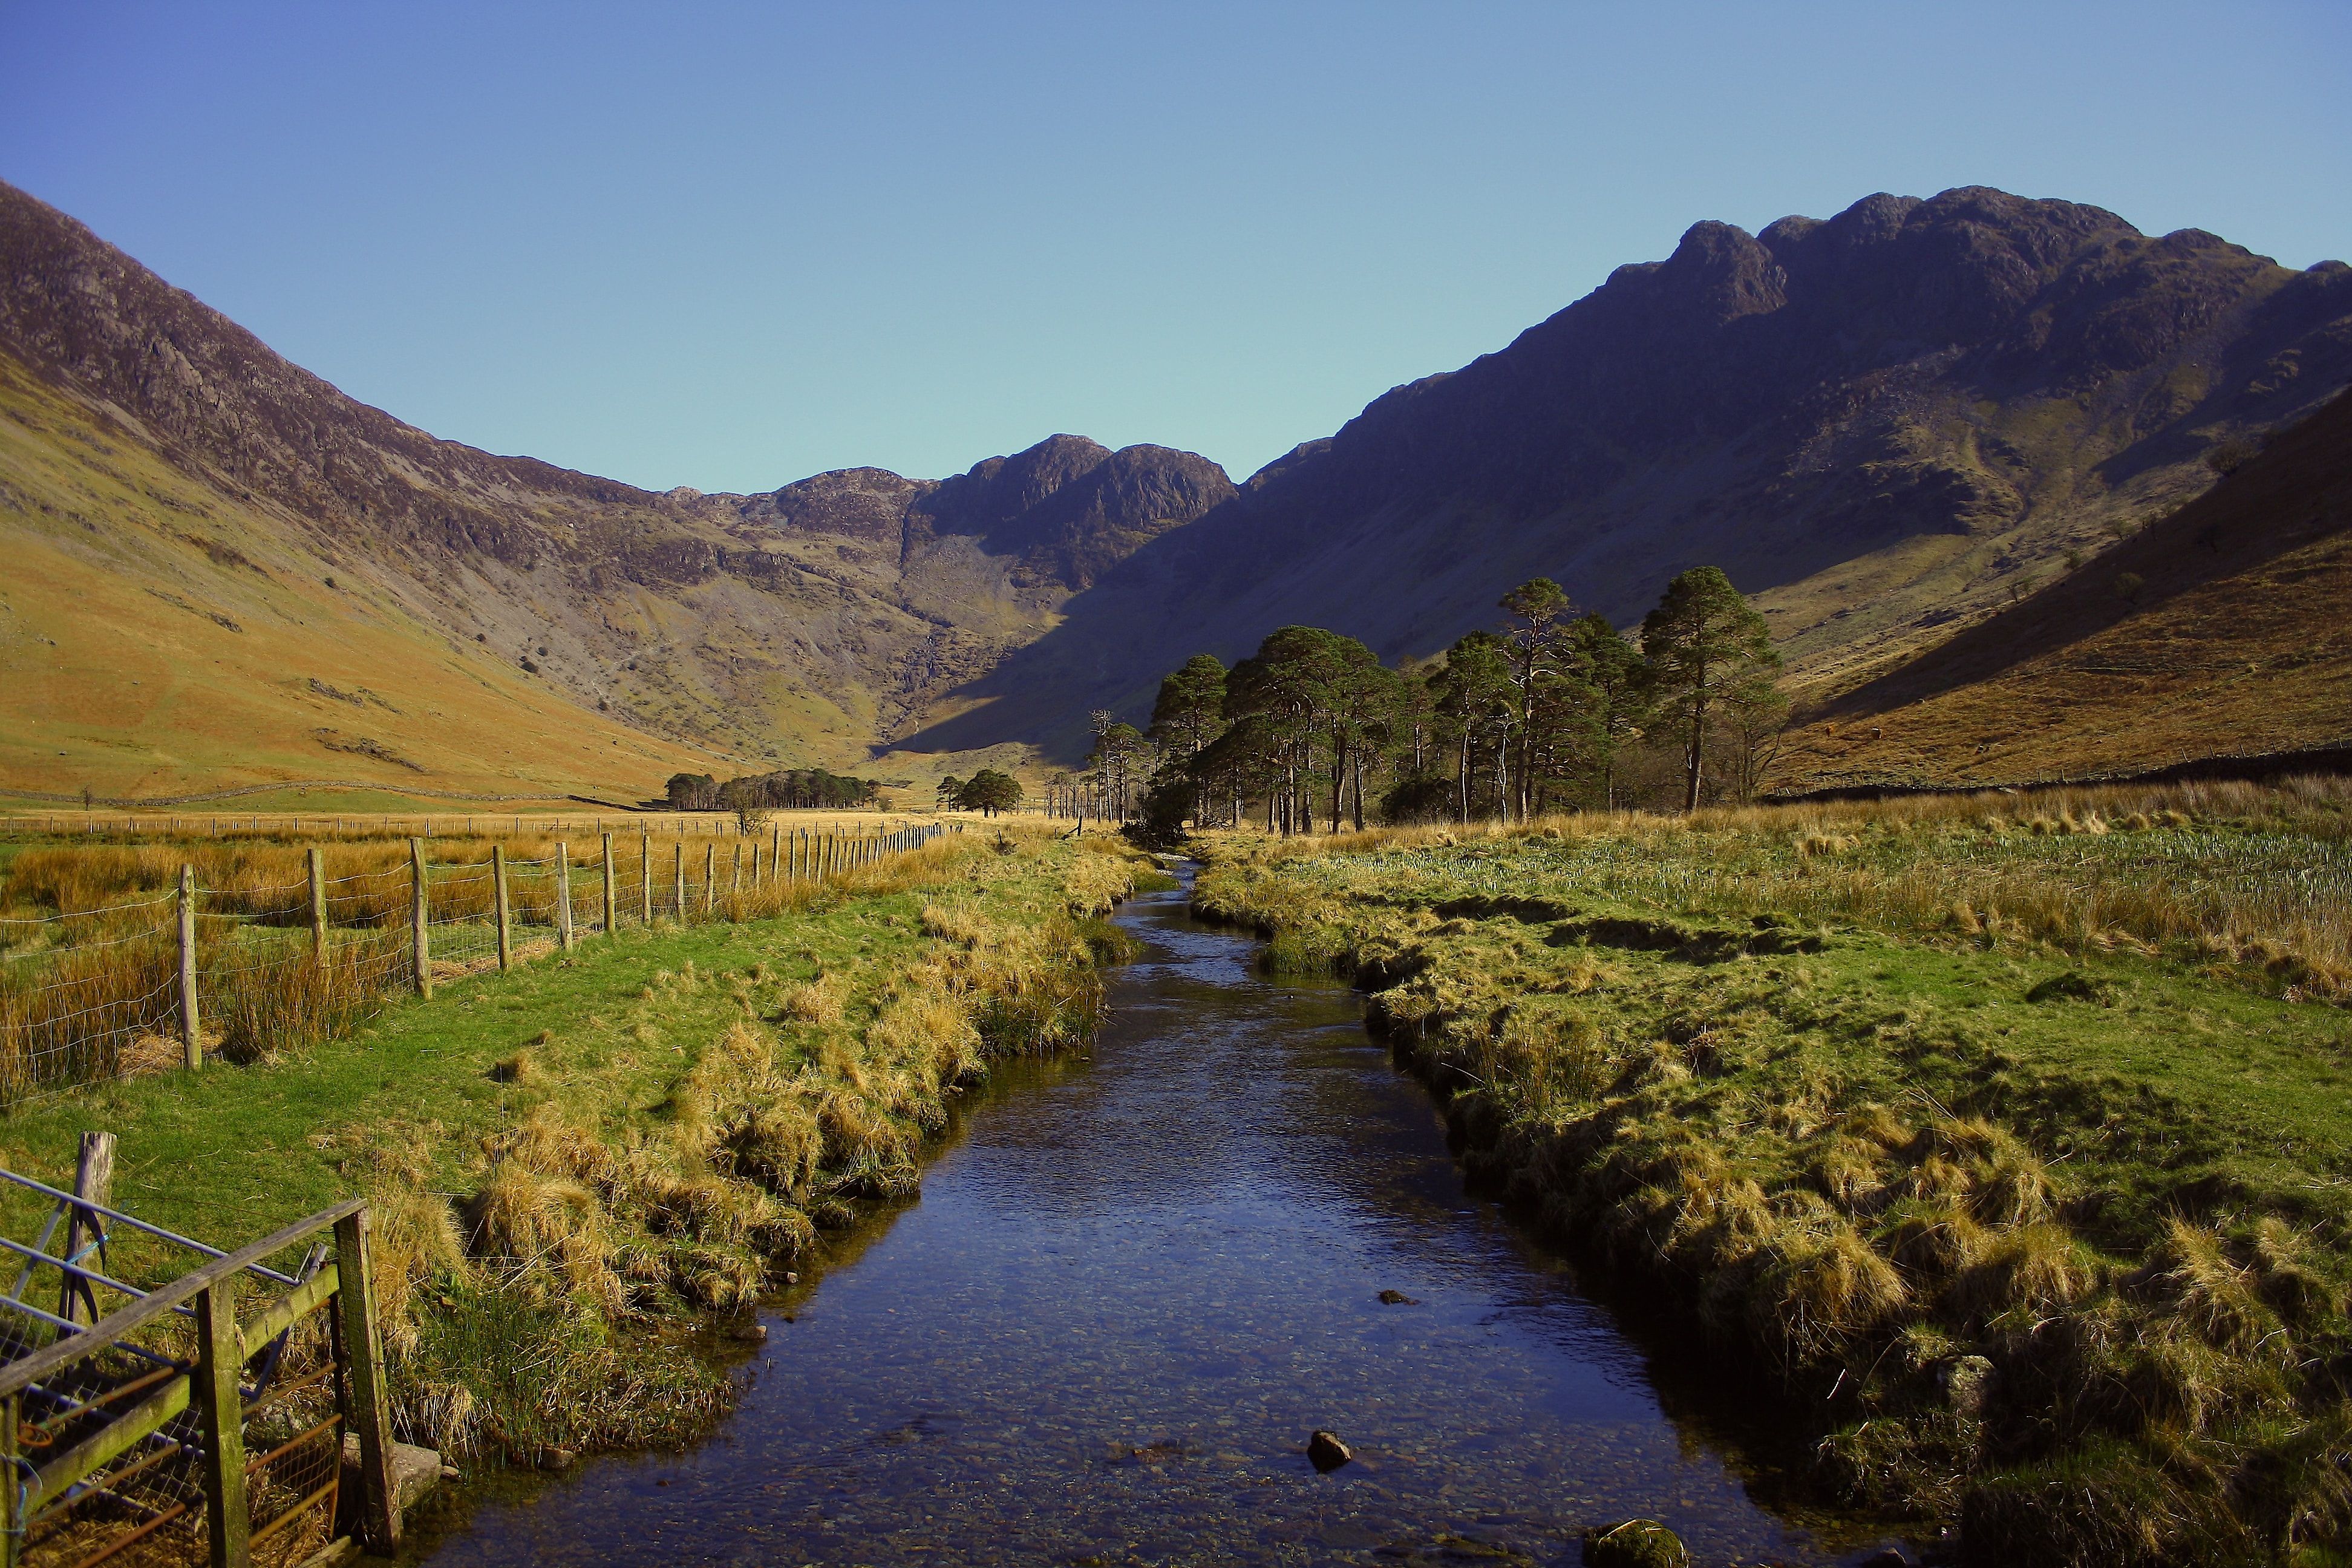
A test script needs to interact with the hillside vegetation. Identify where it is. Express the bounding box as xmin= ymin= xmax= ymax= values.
xmin=1193 ymin=779 xmax=2352 ymax=1566
xmin=1784 ymin=388 xmax=2352 ymax=789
